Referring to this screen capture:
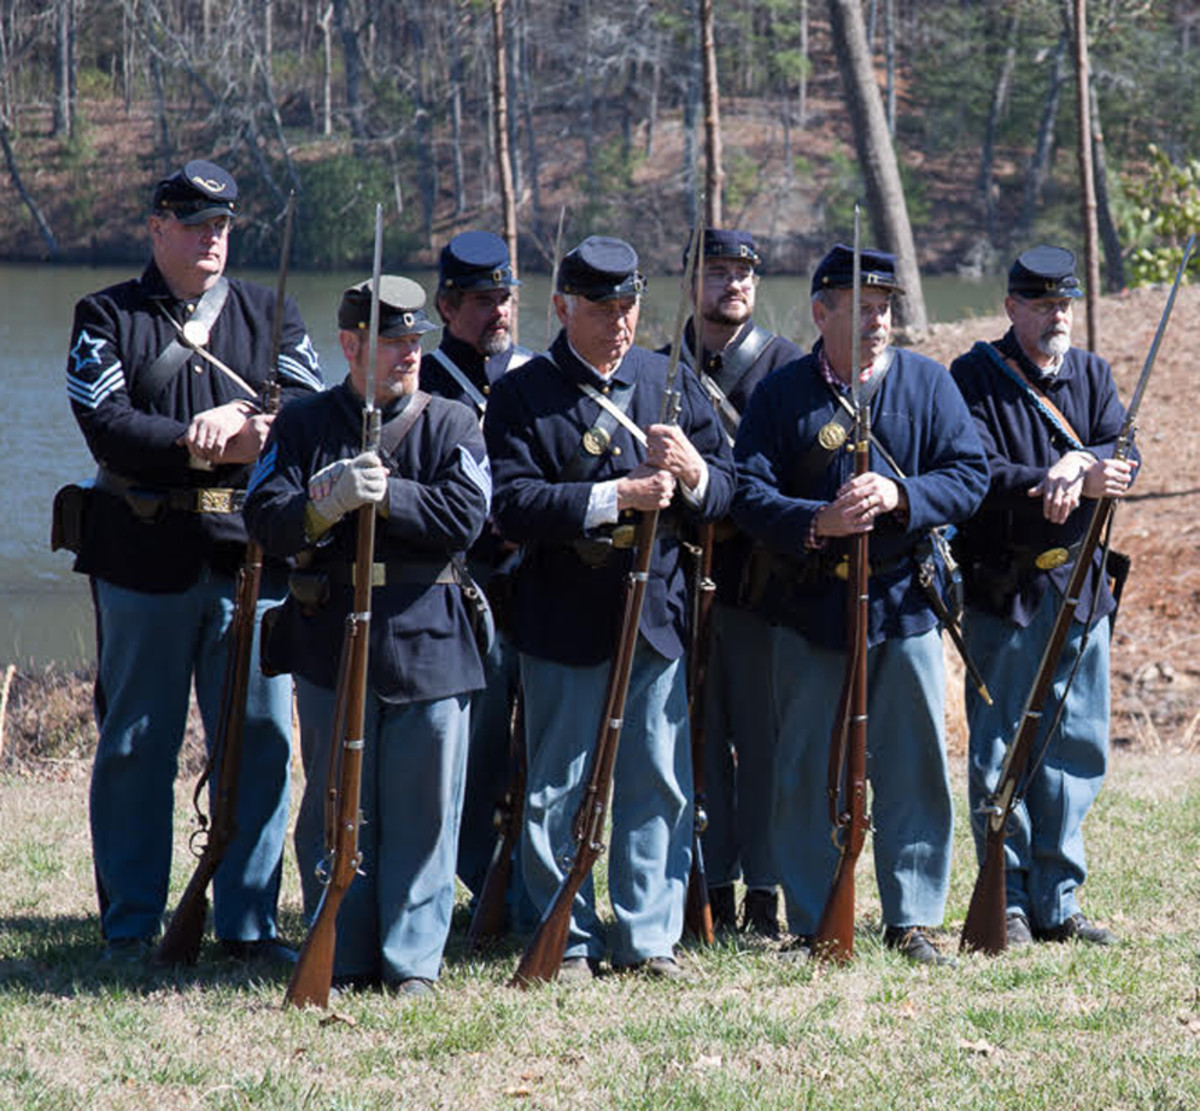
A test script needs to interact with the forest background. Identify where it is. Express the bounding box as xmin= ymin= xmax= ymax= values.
xmin=1 ymin=0 xmax=1198 ymax=295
